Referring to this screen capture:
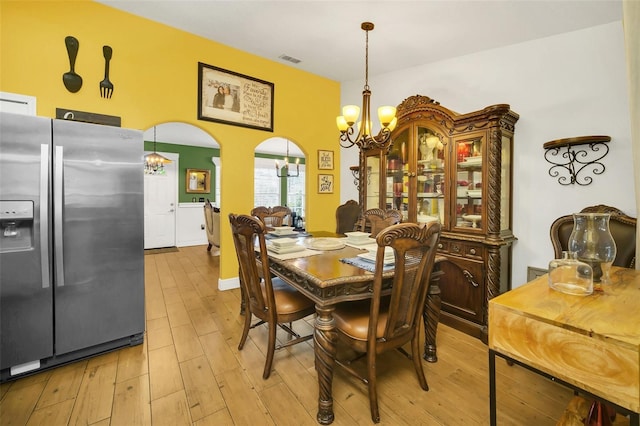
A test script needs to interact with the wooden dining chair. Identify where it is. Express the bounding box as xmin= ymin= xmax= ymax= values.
xmin=331 ymin=221 xmax=442 ymax=423
xmin=336 ymin=199 xmax=361 ymax=234
xmin=362 ymin=208 xmax=402 ymax=237
xmin=270 ymin=206 xmax=292 ymax=226
xmin=228 ymin=213 xmax=315 ymax=379
xmin=203 ymin=199 xmax=220 ymax=251
xmin=550 ymin=204 xmax=636 ymax=268
xmin=251 ymin=206 xmax=291 ymax=228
